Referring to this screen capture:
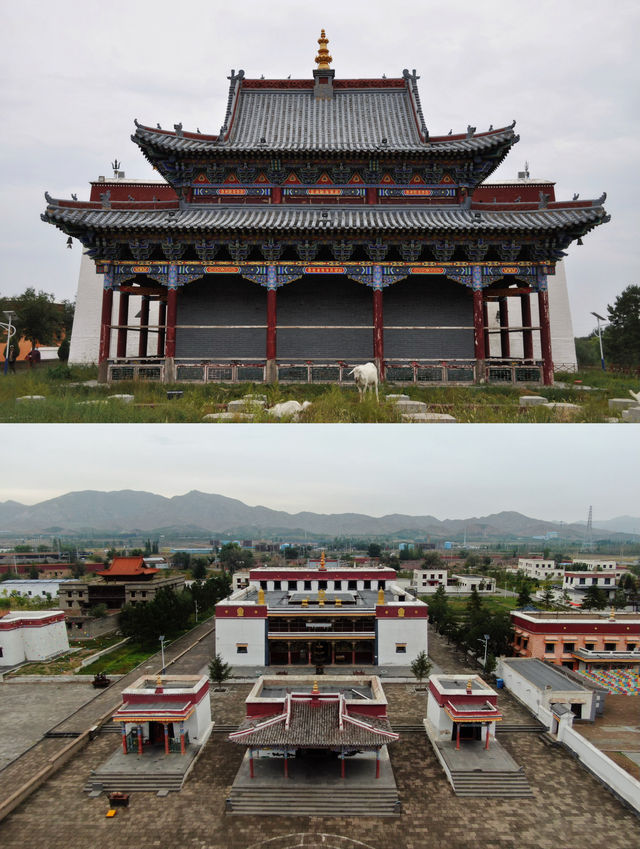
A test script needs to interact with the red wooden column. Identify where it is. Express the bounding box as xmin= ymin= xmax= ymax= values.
xmin=137 ymin=725 xmax=143 ymax=755
xmin=372 ymin=273 xmax=384 ymax=376
xmin=341 ymin=750 xmax=346 ymax=778
xmin=180 ymin=722 xmax=186 ymax=755
xmin=165 ymin=265 xmax=179 ymax=358
xmin=157 ymin=301 xmax=166 ymax=357
xmin=265 ymin=266 xmax=278 ymax=383
xmin=472 ymin=266 xmax=486 ymax=381
xmin=116 ymin=291 xmax=130 ymax=358
xmin=98 ymin=268 xmax=114 ymax=368
xmin=164 ymin=723 xmax=169 ymax=755
xmin=456 ymin=724 xmax=461 ymax=751
xmin=537 ymin=271 xmax=554 ymax=385
xmin=249 ymin=749 xmax=255 ymax=778
xmin=499 ymin=297 xmax=510 ymax=358
xmin=485 ymin=724 xmax=491 ymax=750
xmin=520 ymin=293 xmax=534 ymax=361
xmin=121 ymin=724 xmax=127 ymax=755
xmin=284 ymin=751 xmax=289 ymax=778
xmin=482 ymin=301 xmax=490 ymax=358
xmin=138 ymin=295 xmax=150 ymax=358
